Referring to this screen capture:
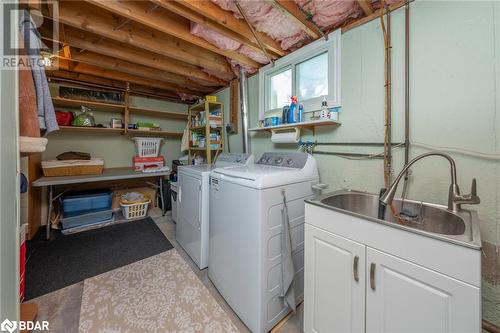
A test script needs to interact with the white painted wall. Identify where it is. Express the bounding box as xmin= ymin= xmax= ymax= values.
xmin=245 ymin=0 xmax=499 ymax=324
